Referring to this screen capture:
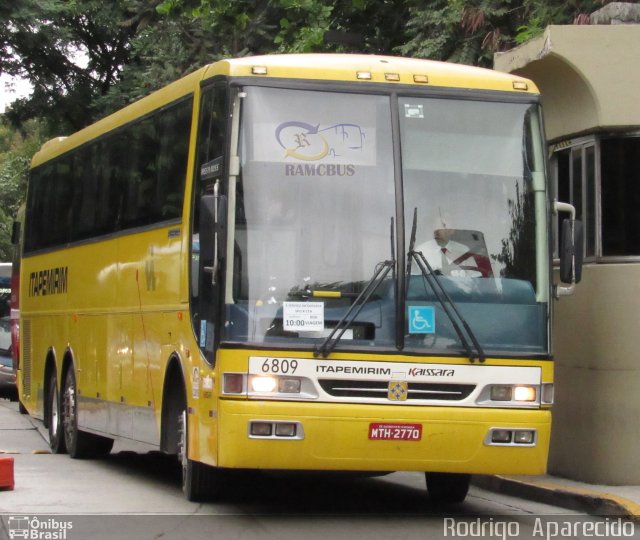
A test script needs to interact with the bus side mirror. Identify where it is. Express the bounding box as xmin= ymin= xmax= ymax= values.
xmin=559 ymin=218 xmax=583 ymax=285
